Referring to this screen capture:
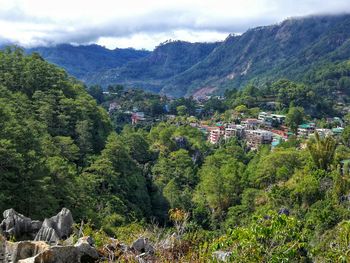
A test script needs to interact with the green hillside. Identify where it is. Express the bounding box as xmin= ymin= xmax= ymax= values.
xmin=163 ymin=14 xmax=350 ymax=96
xmin=27 ymin=44 xmax=150 ymax=80
xmin=84 ymin=40 xmax=220 ymax=93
